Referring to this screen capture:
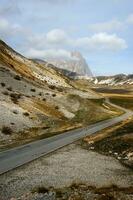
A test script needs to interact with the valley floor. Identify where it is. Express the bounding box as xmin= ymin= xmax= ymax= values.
xmin=0 ymin=93 xmax=133 ymax=200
